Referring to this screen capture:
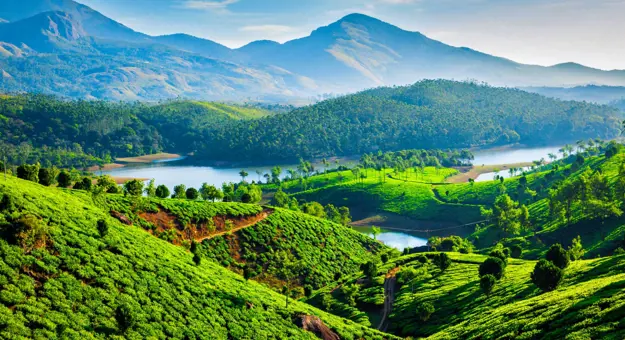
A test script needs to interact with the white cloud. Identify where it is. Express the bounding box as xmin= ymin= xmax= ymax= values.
xmin=239 ymin=25 xmax=293 ymax=34
xmin=181 ymin=0 xmax=238 ymax=10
